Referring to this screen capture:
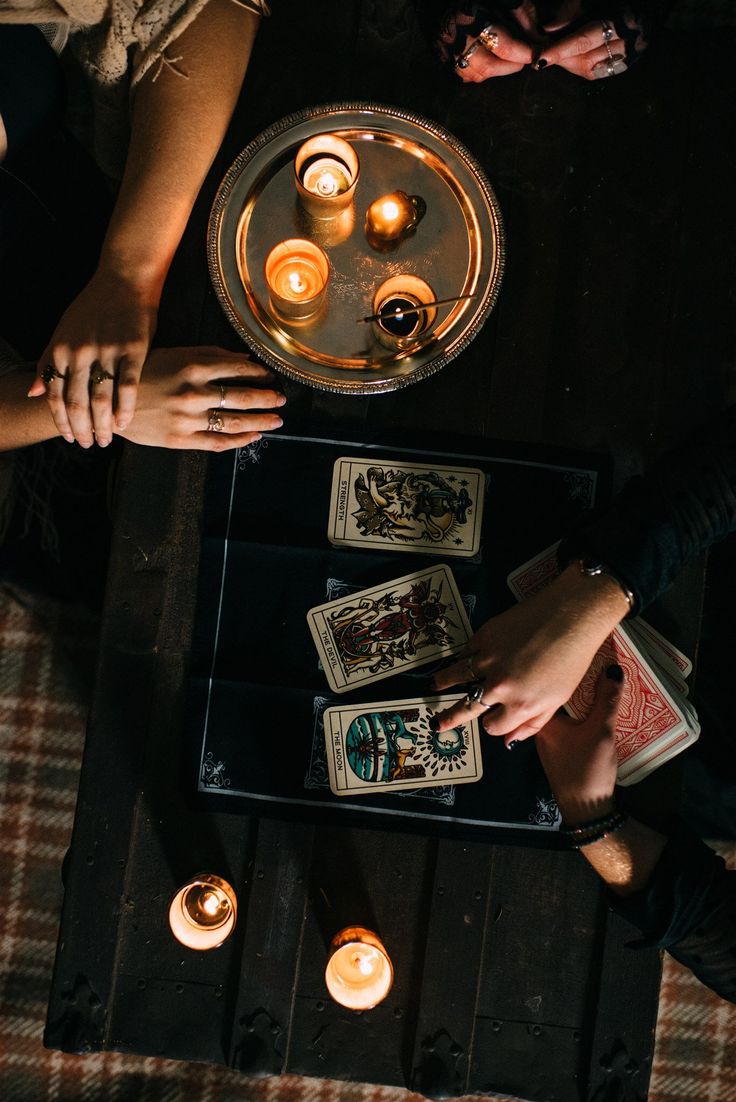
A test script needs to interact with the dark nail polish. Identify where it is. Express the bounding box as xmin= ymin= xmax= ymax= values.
xmin=606 ymin=663 xmax=624 ymax=682
xmin=533 ymin=58 xmax=548 ymax=70
xmin=506 ymin=740 xmax=520 ymax=751
xmin=429 ymin=715 xmax=440 ymax=732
